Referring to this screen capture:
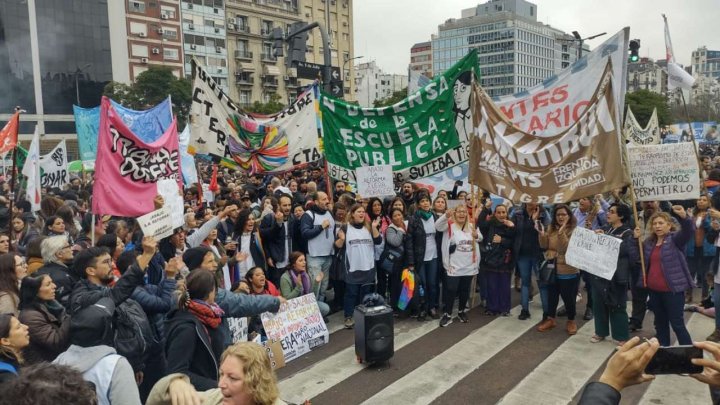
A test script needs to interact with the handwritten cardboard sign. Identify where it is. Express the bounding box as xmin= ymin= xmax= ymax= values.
xmin=356 ymin=165 xmax=395 ymax=198
xmin=137 ymin=207 xmax=174 ymax=240
xmin=260 ymin=294 xmax=329 ymax=363
xmin=627 ymin=142 xmax=700 ymax=201
xmin=565 ymin=227 xmax=622 ymax=280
